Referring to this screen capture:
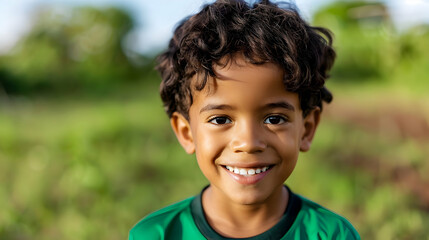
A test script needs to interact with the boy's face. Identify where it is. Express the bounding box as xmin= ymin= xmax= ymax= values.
xmin=171 ymin=56 xmax=320 ymax=205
